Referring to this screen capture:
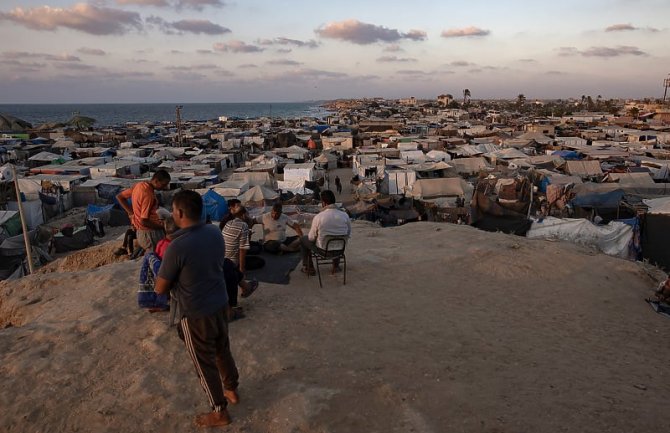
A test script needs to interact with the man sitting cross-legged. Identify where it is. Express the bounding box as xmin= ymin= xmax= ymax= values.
xmin=255 ymin=203 xmax=303 ymax=255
